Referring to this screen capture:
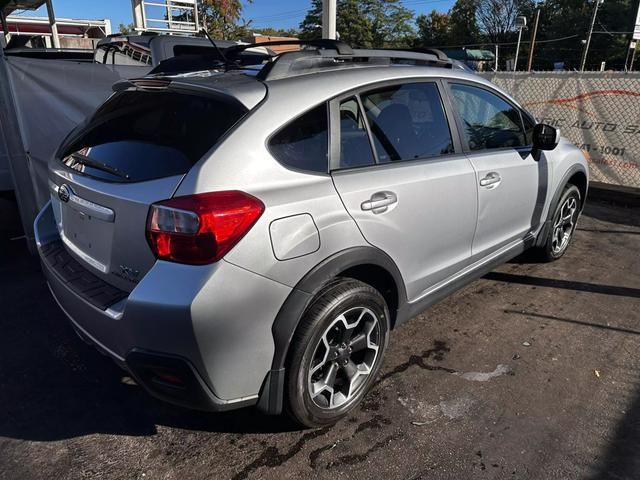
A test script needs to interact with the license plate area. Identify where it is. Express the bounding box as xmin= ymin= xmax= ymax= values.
xmin=60 ymin=202 xmax=114 ymax=273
